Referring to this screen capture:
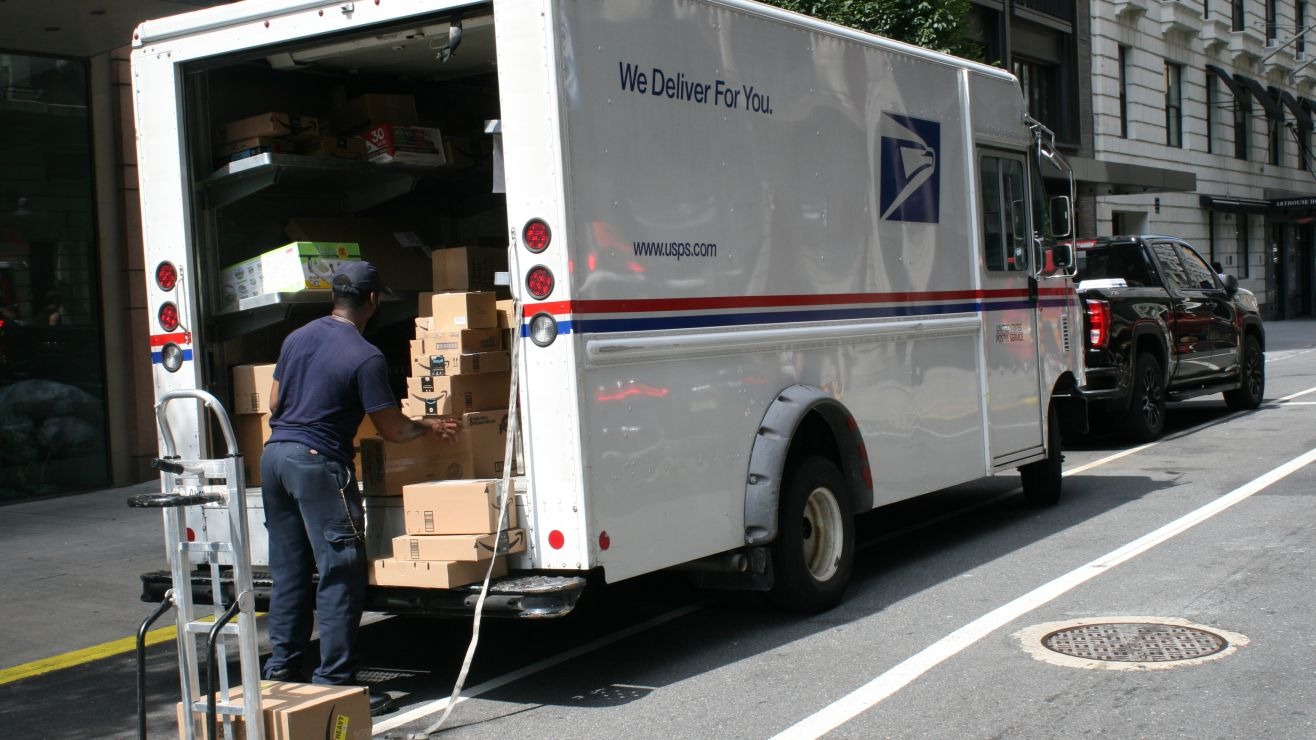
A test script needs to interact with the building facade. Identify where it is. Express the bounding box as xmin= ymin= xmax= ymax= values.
xmin=1090 ymin=0 xmax=1316 ymax=318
